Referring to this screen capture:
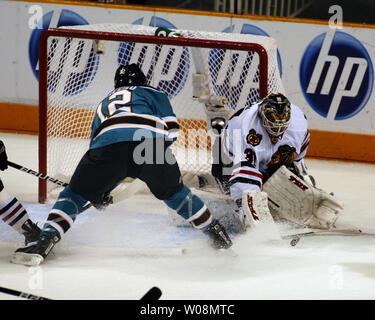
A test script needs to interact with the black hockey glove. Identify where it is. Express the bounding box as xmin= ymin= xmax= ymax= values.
xmin=0 ymin=140 xmax=8 ymax=171
xmin=92 ymin=192 xmax=113 ymax=210
xmin=267 ymin=144 xmax=296 ymax=176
